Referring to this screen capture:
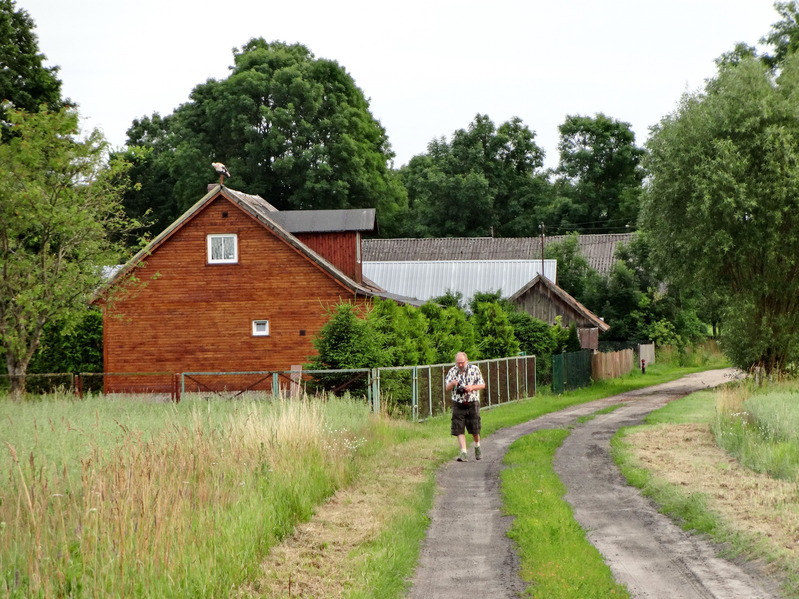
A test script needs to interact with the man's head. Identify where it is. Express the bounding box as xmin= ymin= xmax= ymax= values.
xmin=455 ymin=352 xmax=468 ymax=371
